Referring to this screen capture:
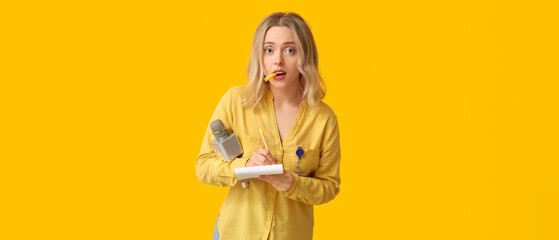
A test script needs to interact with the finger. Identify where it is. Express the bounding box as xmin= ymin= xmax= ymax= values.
xmin=247 ymin=161 xmax=263 ymax=167
xmin=260 ymin=176 xmax=278 ymax=185
xmin=257 ymin=148 xmax=274 ymax=162
xmin=256 ymin=149 xmax=273 ymax=164
xmin=263 ymin=158 xmax=274 ymax=165
xmin=252 ymin=151 xmax=264 ymax=160
xmin=255 ymin=153 xmax=272 ymax=165
xmin=252 ymin=152 xmax=269 ymax=165
xmin=247 ymin=152 xmax=263 ymax=167
xmin=244 ymin=177 xmax=262 ymax=182
xmin=255 ymin=154 xmax=273 ymax=165
xmin=263 ymin=173 xmax=286 ymax=181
